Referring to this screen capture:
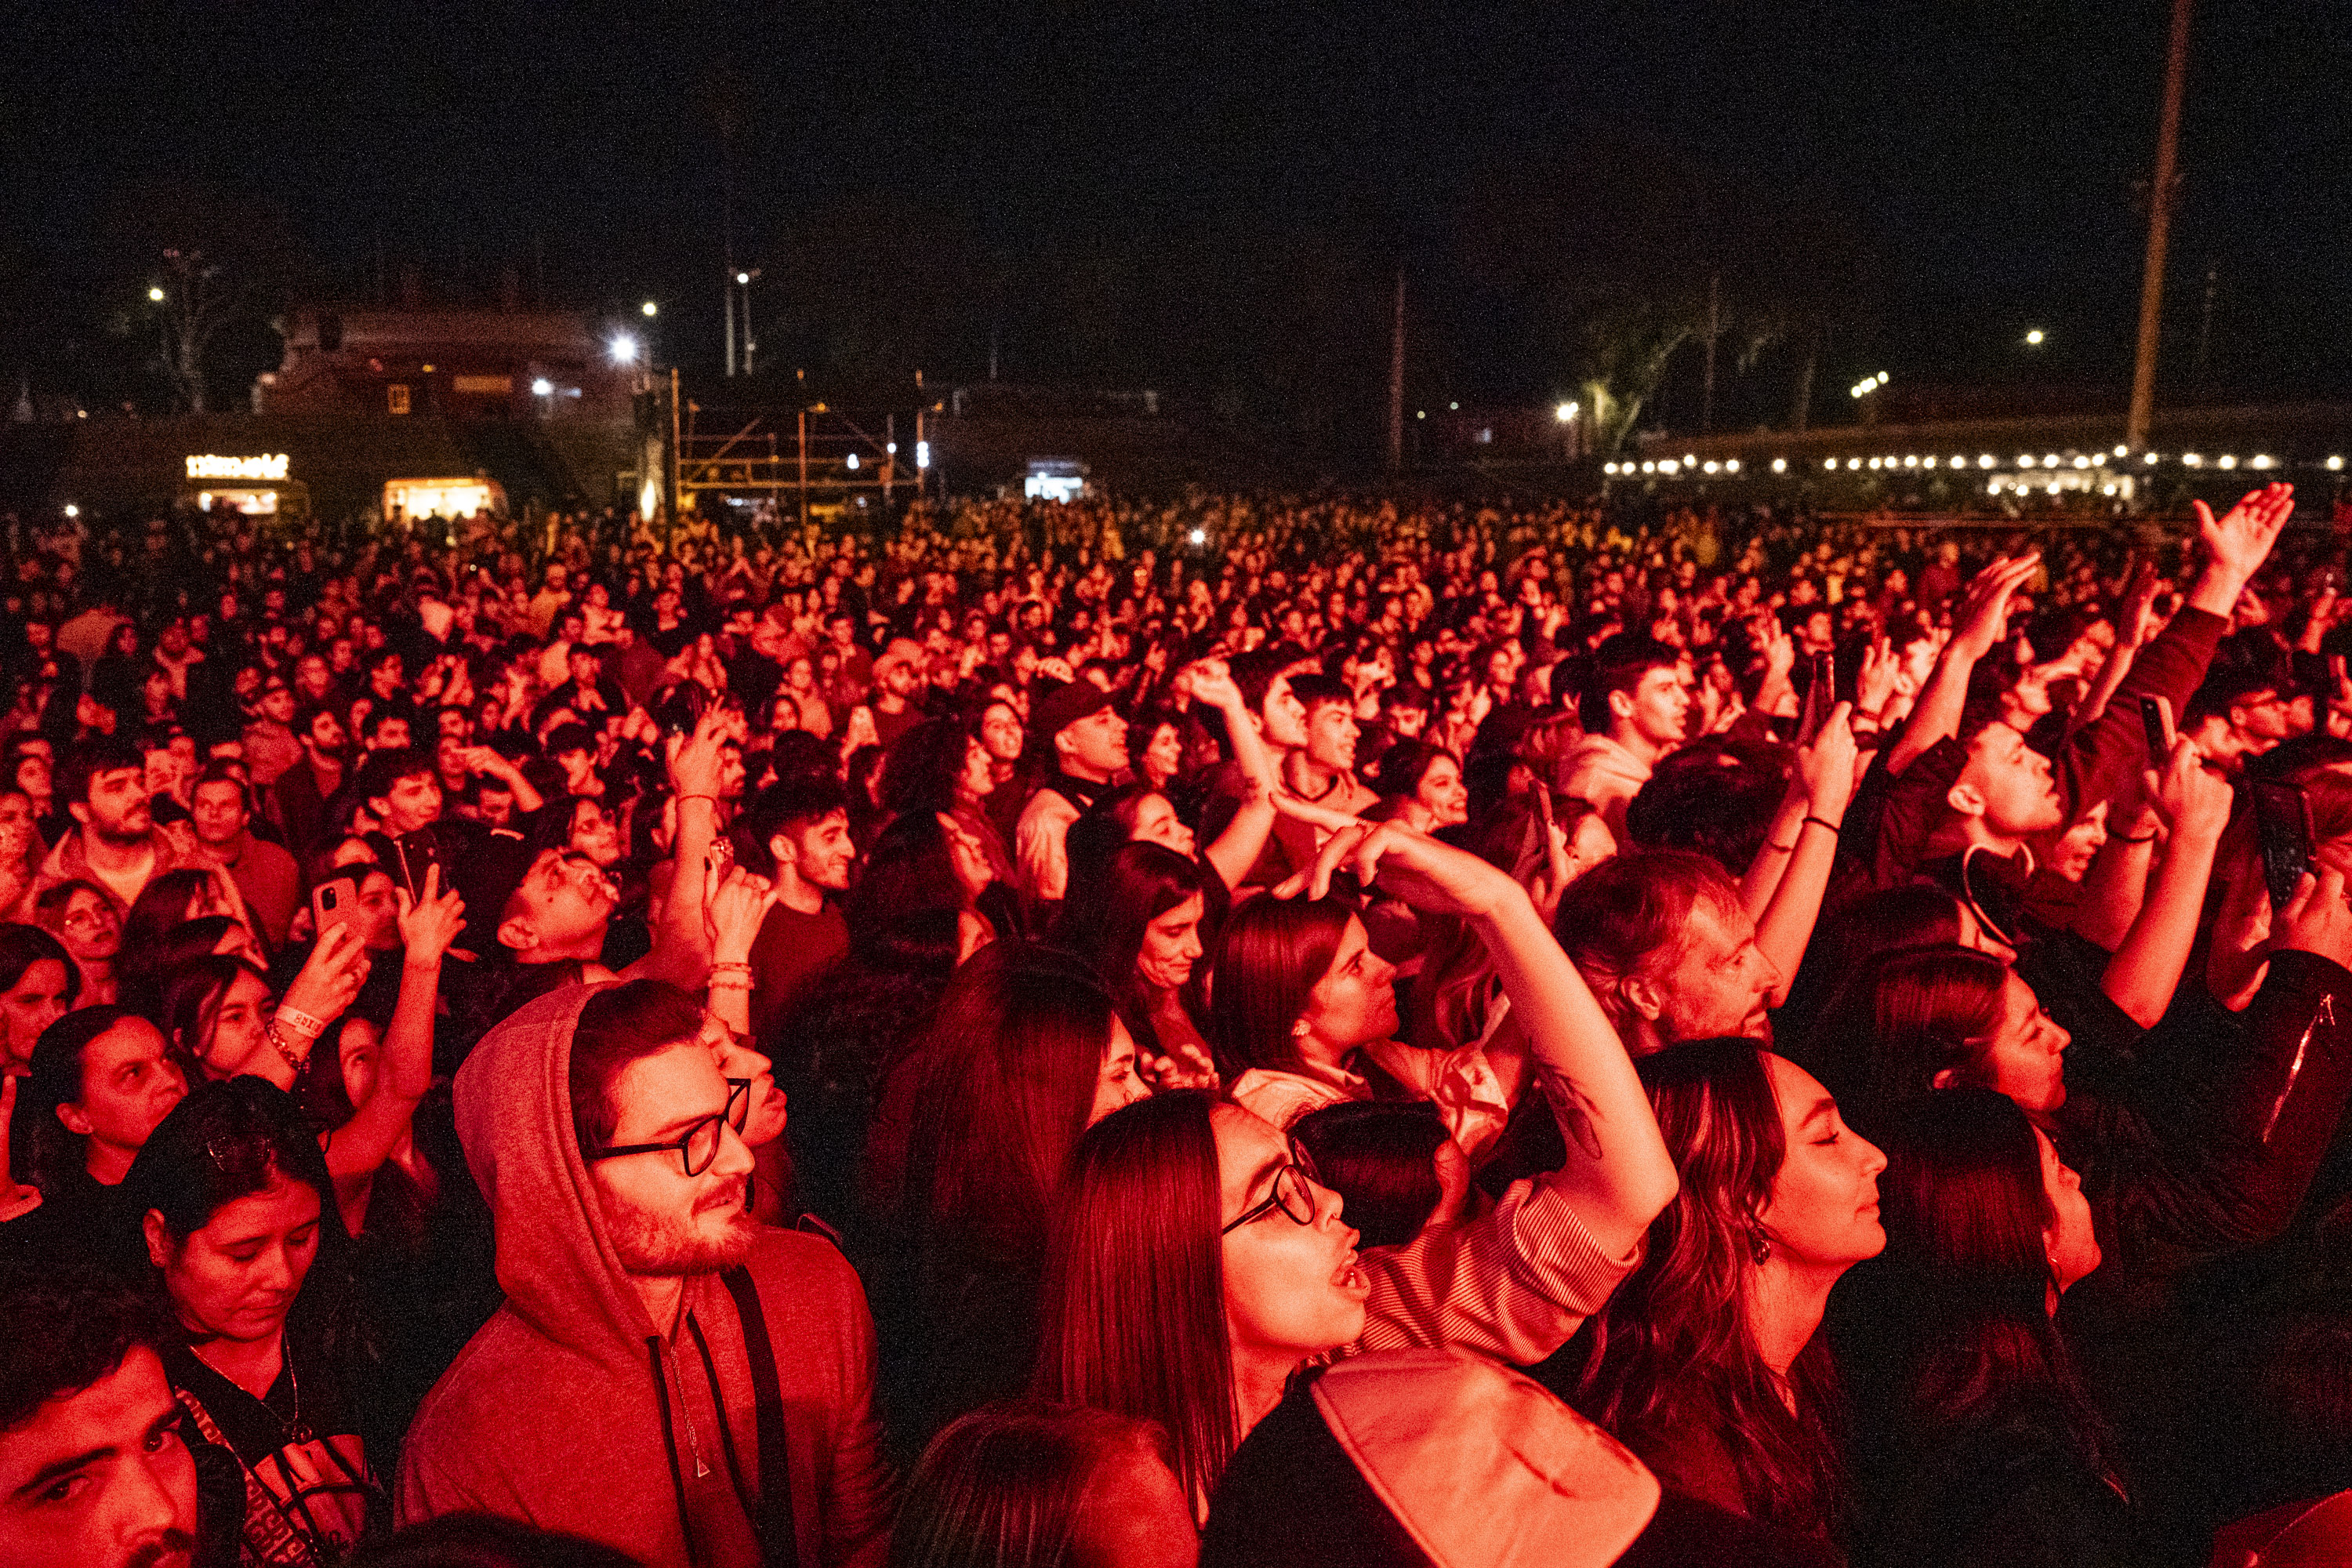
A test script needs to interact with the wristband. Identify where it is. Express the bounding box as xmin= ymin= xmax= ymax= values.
xmin=267 ymin=1022 xmax=311 ymax=1074
xmin=1802 ymin=815 xmax=1842 ymax=835
xmin=276 ymin=1006 xmax=327 ymax=1040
